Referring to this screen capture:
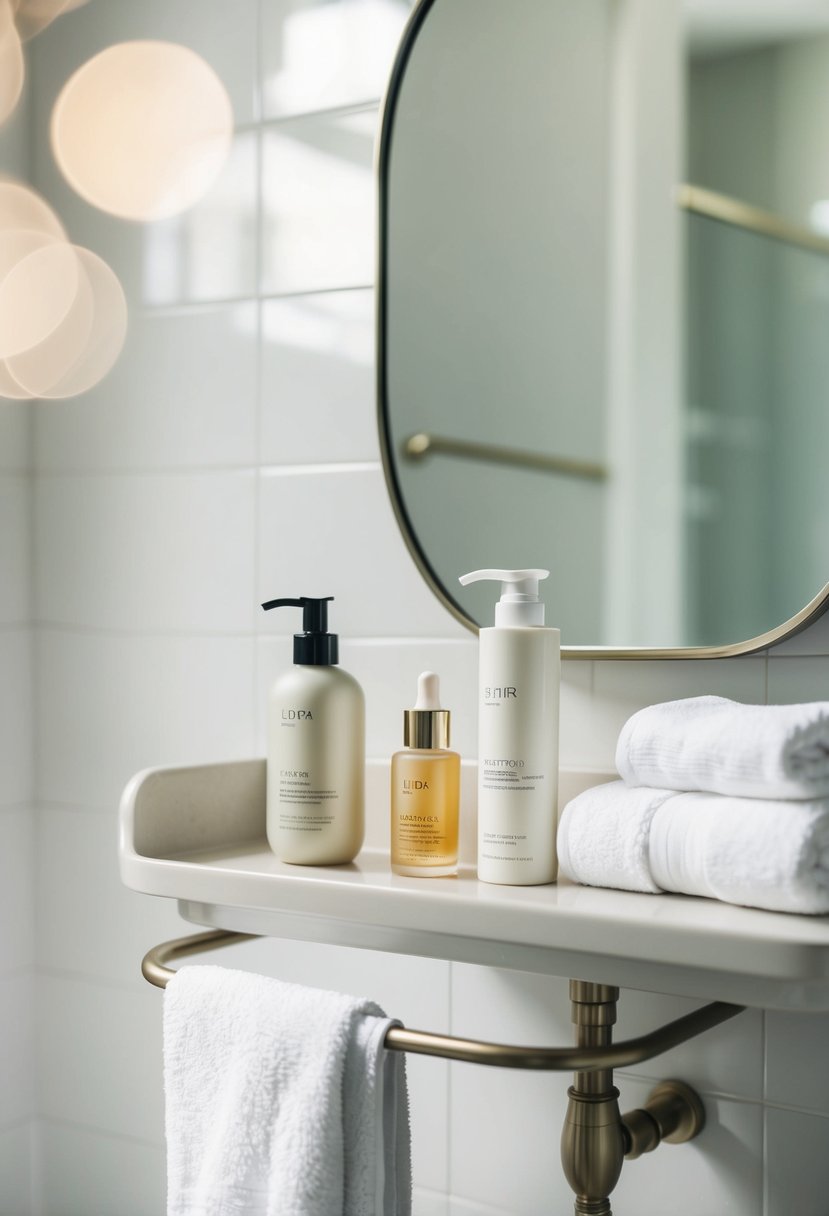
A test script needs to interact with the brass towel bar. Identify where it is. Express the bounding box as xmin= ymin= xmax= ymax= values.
xmin=403 ymin=432 xmax=608 ymax=482
xmin=678 ymin=182 xmax=829 ymax=257
xmin=144 ymin=930 xmax=746 ymax=1213
xmin=142 ymin=929 xmax=743 ymax=1072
